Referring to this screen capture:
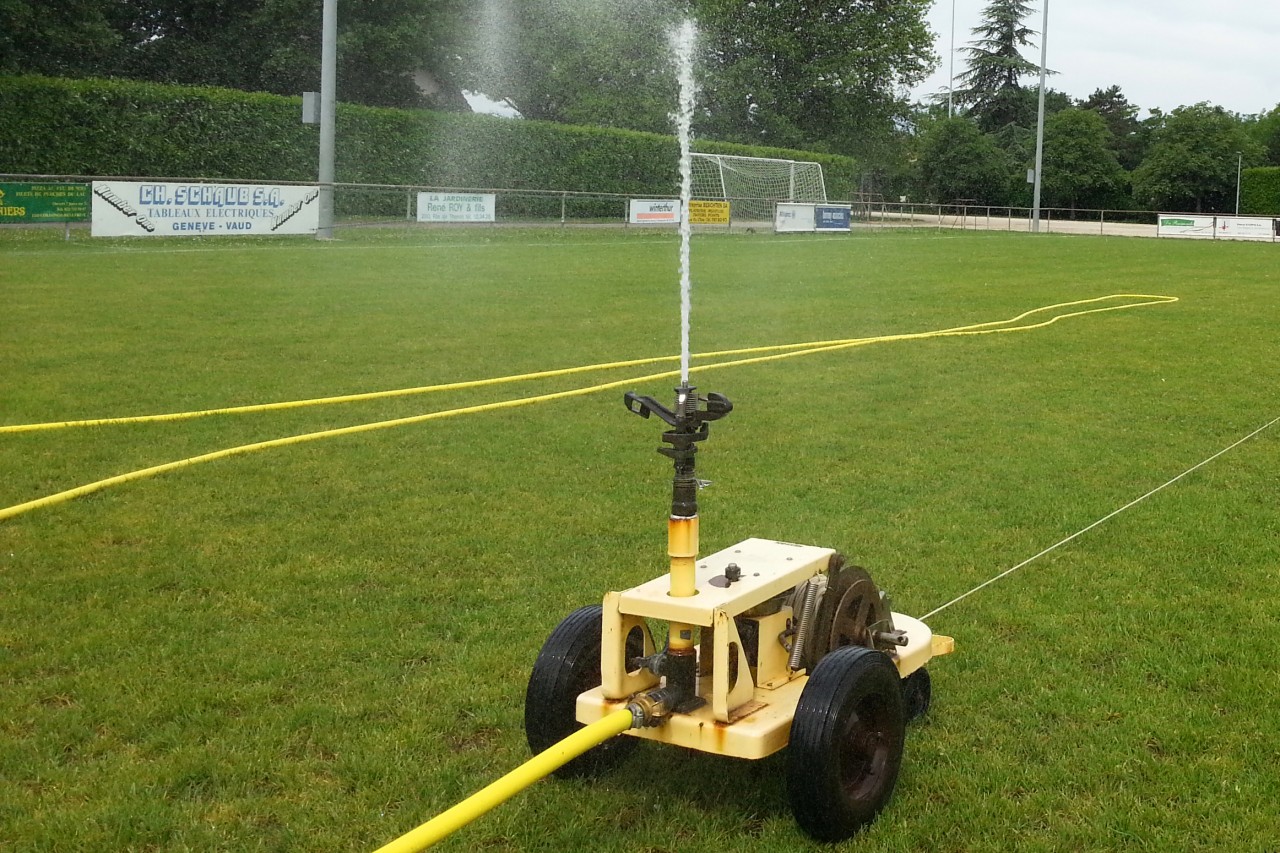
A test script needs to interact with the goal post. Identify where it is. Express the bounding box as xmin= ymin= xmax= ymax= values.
xmin=690 ymin=153 xmax=827 ymax=222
